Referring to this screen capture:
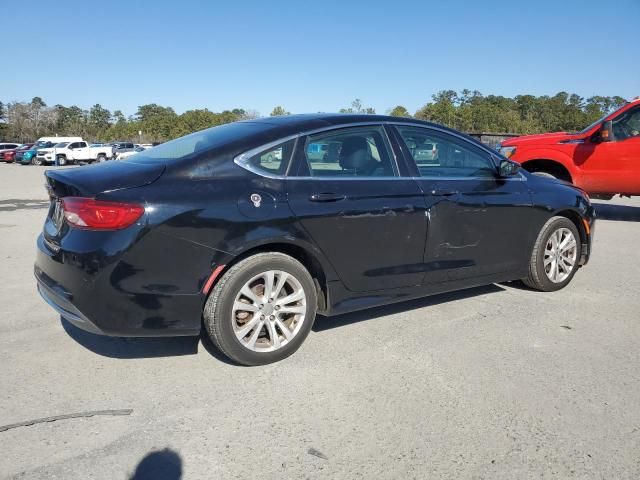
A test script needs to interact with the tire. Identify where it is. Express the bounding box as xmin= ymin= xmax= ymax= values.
xmin=522 ymin=216 xmax=581 ymax=292
xmin=32 ymin=157 xmax=42 ymax=166
xmin=57 ymin=155 xmax=67 ymax=166
xmin=532 ymin=171 xmax=558 ymax=180
xmin=97 ymin=154 xmax=107 ymax=163
xmin=204 ymin=252 xmax=317 ymax=366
